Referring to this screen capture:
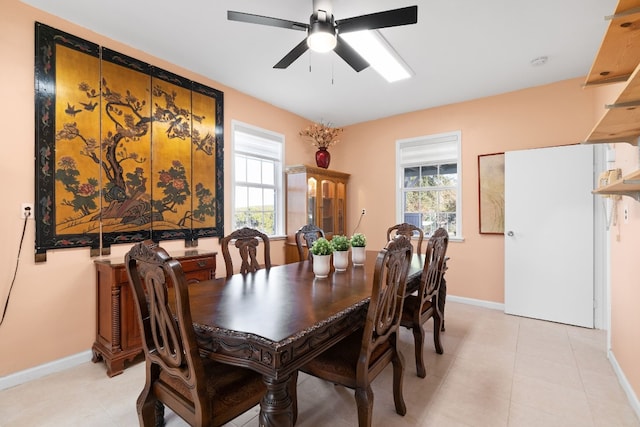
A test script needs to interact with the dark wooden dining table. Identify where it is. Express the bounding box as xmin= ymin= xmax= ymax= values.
xmin=183 ymin=250 xmax=425 ymax=427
